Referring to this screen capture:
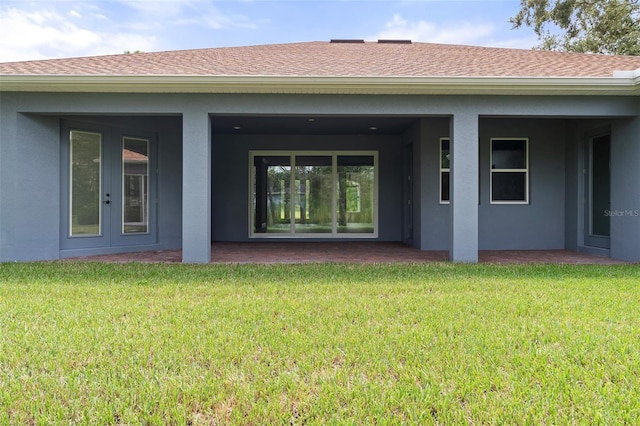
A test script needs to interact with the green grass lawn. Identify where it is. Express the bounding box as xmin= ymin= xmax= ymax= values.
xmin=1 ymin=262 xmax=639 ymax=424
